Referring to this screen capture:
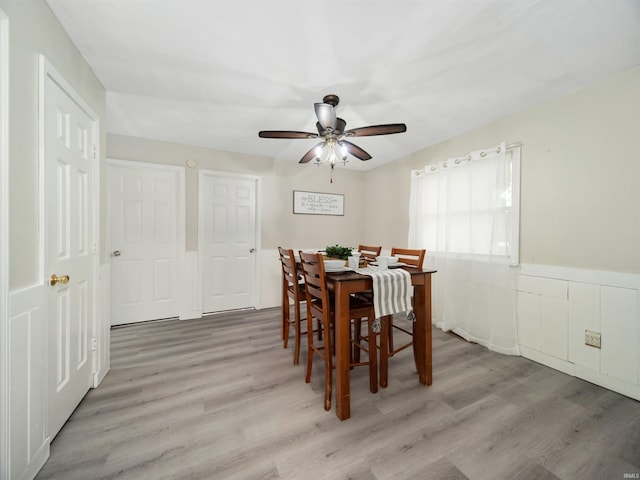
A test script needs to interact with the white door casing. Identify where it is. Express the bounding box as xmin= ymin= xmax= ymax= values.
xmin=0 ymin=9 xmax=9 ymax=479
xmin=108 ymin=160 xmax=184 ymax=325
xmin=199 ymin=171 xmax=258 ymax=313
xmin=41 ymin=57 xmax=98 ymax=440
